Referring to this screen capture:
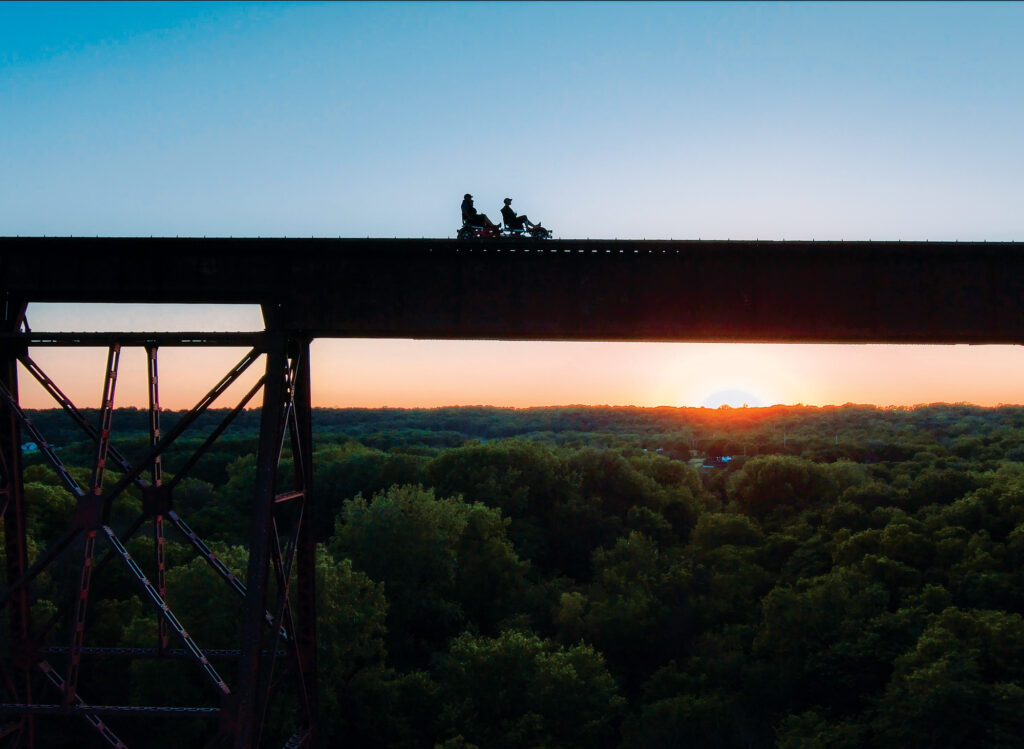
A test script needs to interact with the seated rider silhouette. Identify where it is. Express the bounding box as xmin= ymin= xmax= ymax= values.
xmin=501 ymin=198 xmax=542 ymax=233
xmin=461 ymin=194 xmax=500 ymax=230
